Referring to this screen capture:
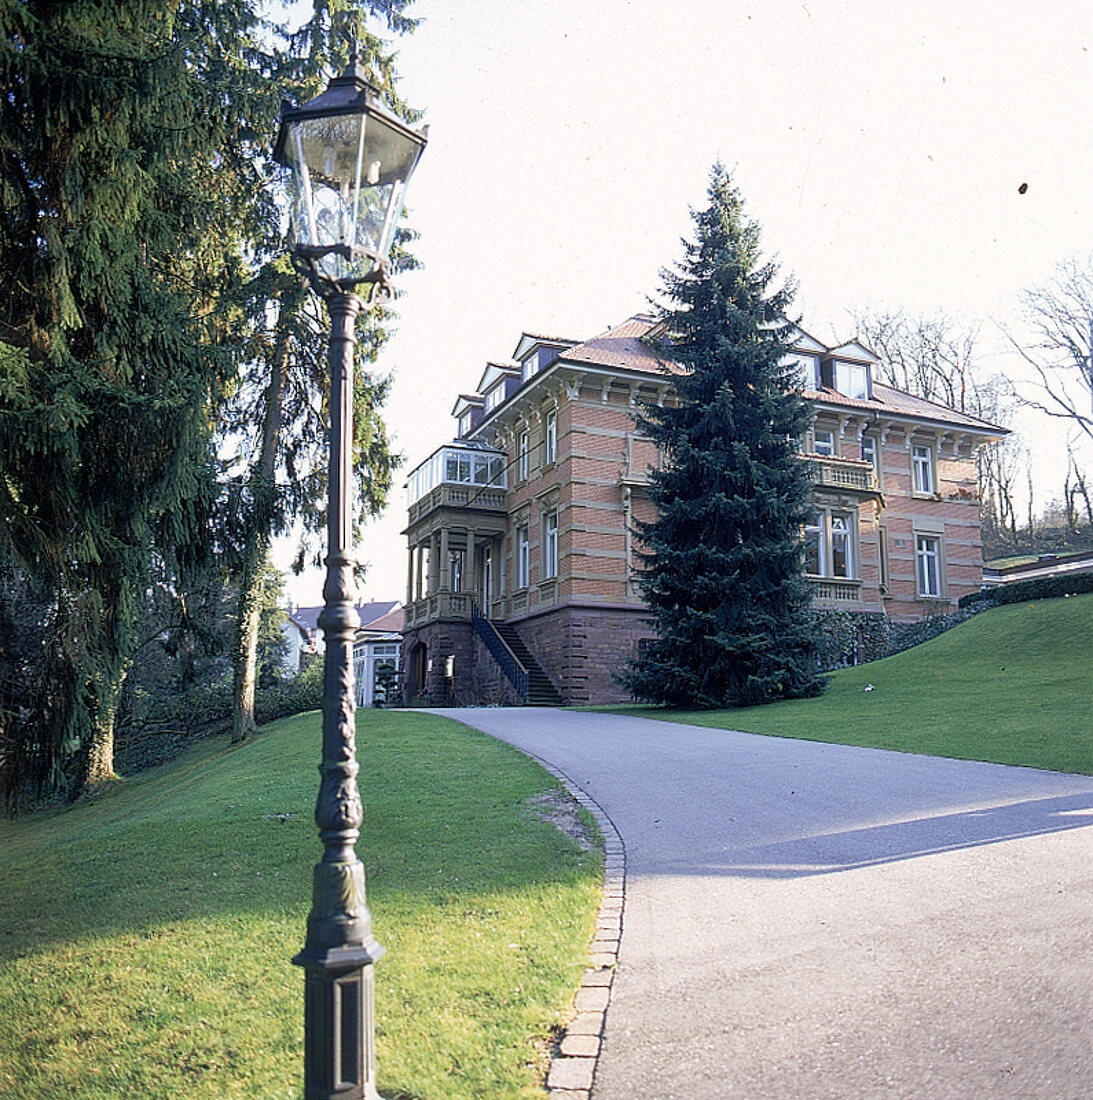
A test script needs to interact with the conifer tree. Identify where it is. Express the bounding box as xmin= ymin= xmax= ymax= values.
xmin=0 ymin=0 xmax=411 ymax=804
xmin=625 ymin=165 xmax=825 ymax=708
xmin=221 ymin=2 xmax=414 ymax=743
